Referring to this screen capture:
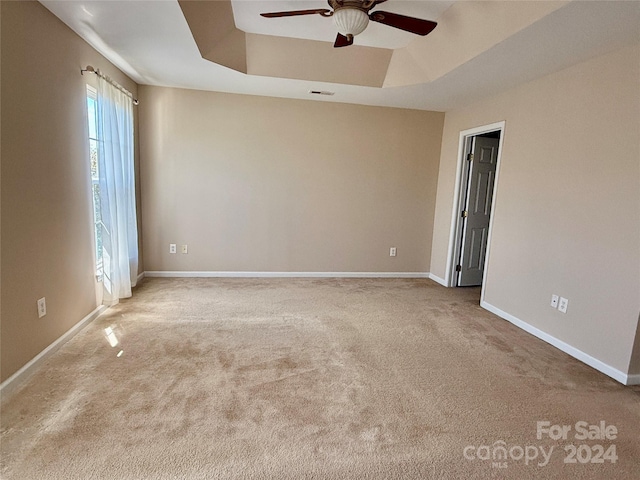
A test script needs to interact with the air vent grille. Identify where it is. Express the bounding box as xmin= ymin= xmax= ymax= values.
xmin=309 ymin=90 xmax=335 ymax=96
